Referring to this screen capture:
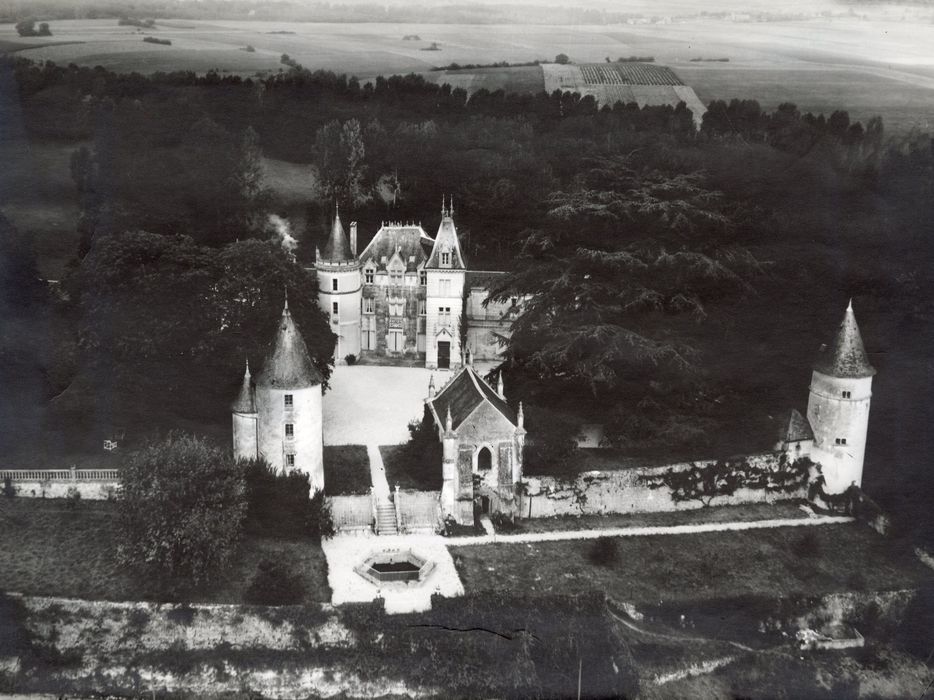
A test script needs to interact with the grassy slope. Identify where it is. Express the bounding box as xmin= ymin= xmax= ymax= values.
xmin=0 ymin=498 xmax=331 ymax=603
xmin=450 ymin=523 xmax=932 ymax=605
xmin=322 ymin=444 xmax=371 ymax=495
